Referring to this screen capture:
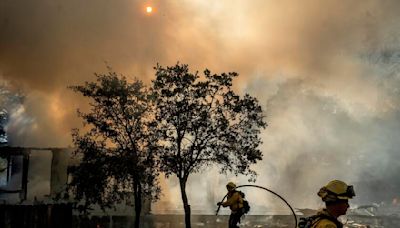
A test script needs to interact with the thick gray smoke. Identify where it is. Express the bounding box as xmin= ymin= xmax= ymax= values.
xmin=1 ymin=0 xmax=400 ymax=211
